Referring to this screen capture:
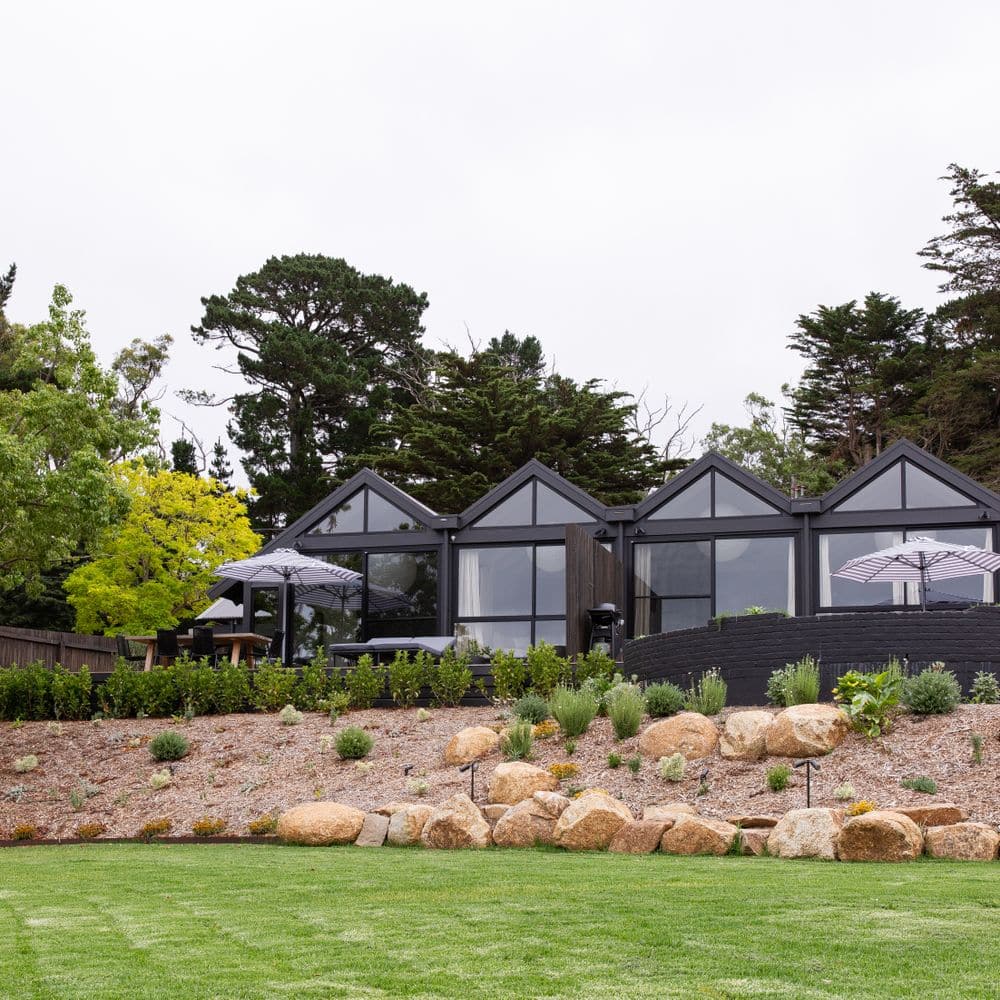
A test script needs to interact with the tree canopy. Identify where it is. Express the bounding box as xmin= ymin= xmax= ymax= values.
xmin=64 ymin=464 xmax=261 ymax=634
xmin=362 ymin=332 xmax=667 ymax=510
xmin=189 ymin=254 xmax=430 ymax=529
